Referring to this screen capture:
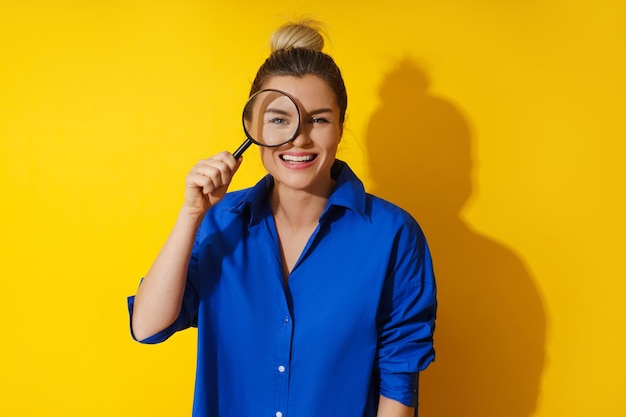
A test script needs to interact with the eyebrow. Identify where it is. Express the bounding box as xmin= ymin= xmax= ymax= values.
xmin=307 ymin=108 xmax=334 ymax=115
xmin=264 ymin=108 xmax=293 ymax=116
xmin=263 ymin=107 xmax=334 ymax=117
